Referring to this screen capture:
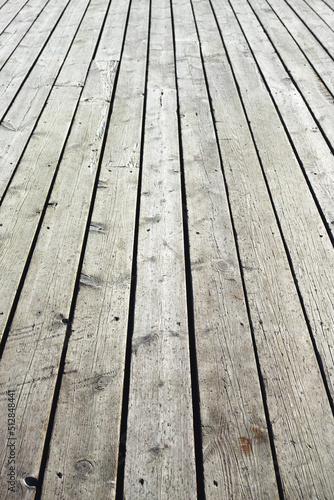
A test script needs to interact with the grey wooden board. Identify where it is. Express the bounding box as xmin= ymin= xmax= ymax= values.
xmin=0 ymin=0 xmax=90 ymax=200
xmin=0 ymin=59 xmax=117 ymax=499
xmin=41 ymin=1 xmax=149 ymax=498
xmin=303 ymin=0 xmax=334 ymax=31
xmin=123 ymin=0 xmax=197 ymax=498
xmin=230 ymin=0 xmax=334 ymax=239
xmin=0 ymin=0 xmax=69 ymax=121
xmin=266 ymin=0 xmax=334 ymax=96
xmin=247 ymin=0 xmax=334 ymax=150
xmin=0 ymin=0 xmax=28 ymax=35
xmin=171 ymin=0 xmax=279 ymax=498
xmin=192 ymin=0 xmax=334 ymax=498
xmin=218 ymin=0 xmax=334 ymax=407
xmin=55 ymin=0 xmax=110 ymax=87
xmin=284 ymin=0 xmax=334 ymax=57
xmin=0 ymin=0 xmax=50 ymax=69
